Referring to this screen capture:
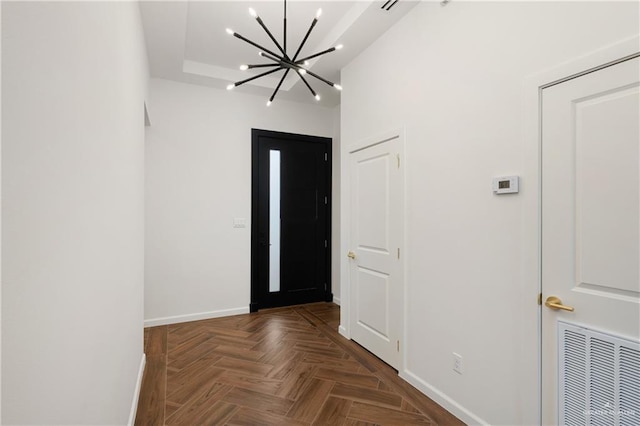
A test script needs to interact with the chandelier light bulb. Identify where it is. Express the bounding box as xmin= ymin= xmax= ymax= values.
xmin=258 ymin=51 xmax=264 ymax=57
xmin=249 ymin=8 xmax=257 ymax=18
xmin=335 ymin=44 xmax=343 ymax=50
xmin=266 ymin=100 xmax=272 ymax=107
xmin=304 ymin=60 xmax=310 ymax=66
xmin=316 ymin=9 xmax=322 ymax=19
xmin=227 ymin=84 xmax=235 ymax=90
xmin=299 ymin=69 xmax=307 ymax=75
xmin=226 ymin=28 xmax=234 ymax=35
xmin=239 ymin=64 xmax=249 ymax=71
xmin=334 ymin=84 xmax=342 ymax=91
xmin=315 ymin=94 xmax=321 ymax=101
